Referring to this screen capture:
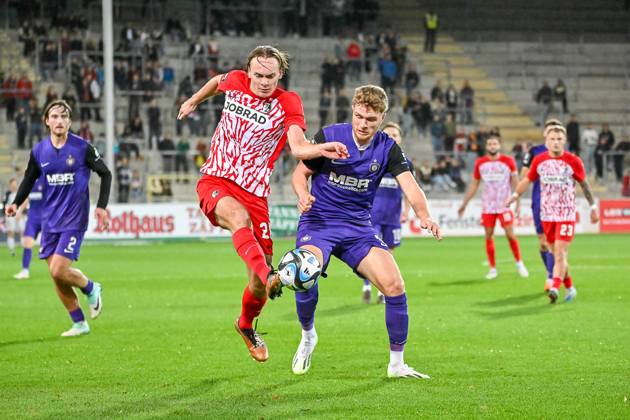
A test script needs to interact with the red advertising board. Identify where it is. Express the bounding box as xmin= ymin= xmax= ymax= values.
xmin=599 ymin=199 xmax=630 ymax=233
